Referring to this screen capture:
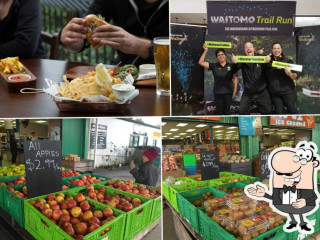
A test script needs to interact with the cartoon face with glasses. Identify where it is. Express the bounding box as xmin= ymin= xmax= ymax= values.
xmin=245 ymin=141 xmax=320 ymax=234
